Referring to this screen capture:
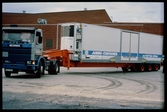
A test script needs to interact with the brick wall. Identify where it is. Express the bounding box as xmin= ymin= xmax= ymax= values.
xmin=2 ymin=9 xmax=164 ymax=51
xmin=101 ymin=23 xmax=164 ymax=36
xmin=2 ymin=9 xmax=111 ymax=24
xmin=2 ymin=9 xmax=112 ymax=50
